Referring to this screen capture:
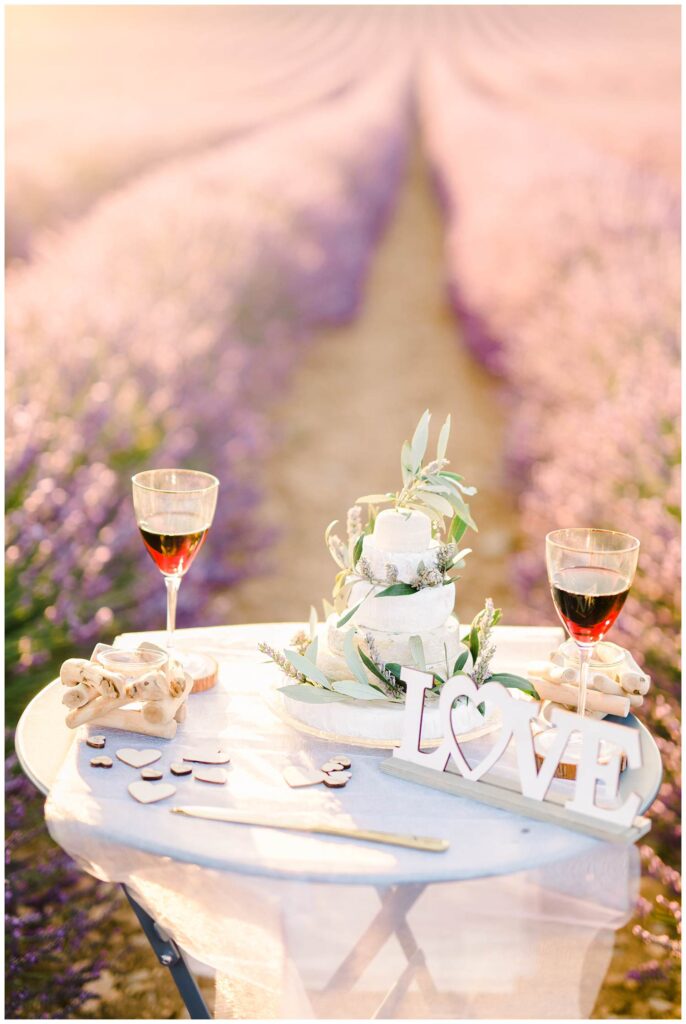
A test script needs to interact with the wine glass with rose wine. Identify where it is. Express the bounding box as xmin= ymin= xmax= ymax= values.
xmin=546 ymin=528 xmax=639 ymax=721
xmin=132 ymin=470 xmax=219 ymax=662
